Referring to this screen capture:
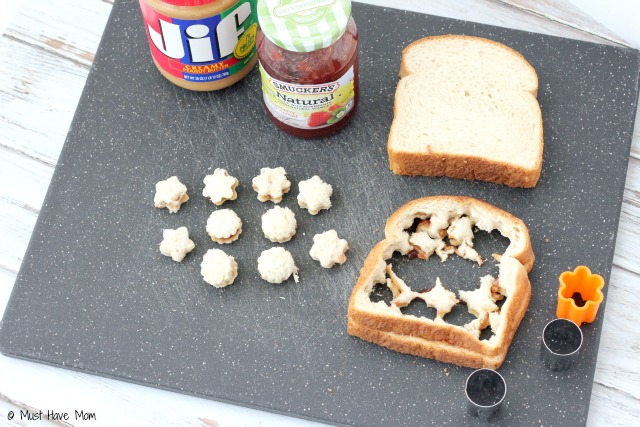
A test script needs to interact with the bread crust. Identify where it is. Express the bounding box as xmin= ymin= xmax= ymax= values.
xmin=391 ymin=34 xmax=543 ymax=188
xmin=347 ymin=196 xmax=534 ymax=369
xmin=347 ymin=318 xmax=504 ymax=369
xmin=388 ymin=144 xmax=542 ymax=188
